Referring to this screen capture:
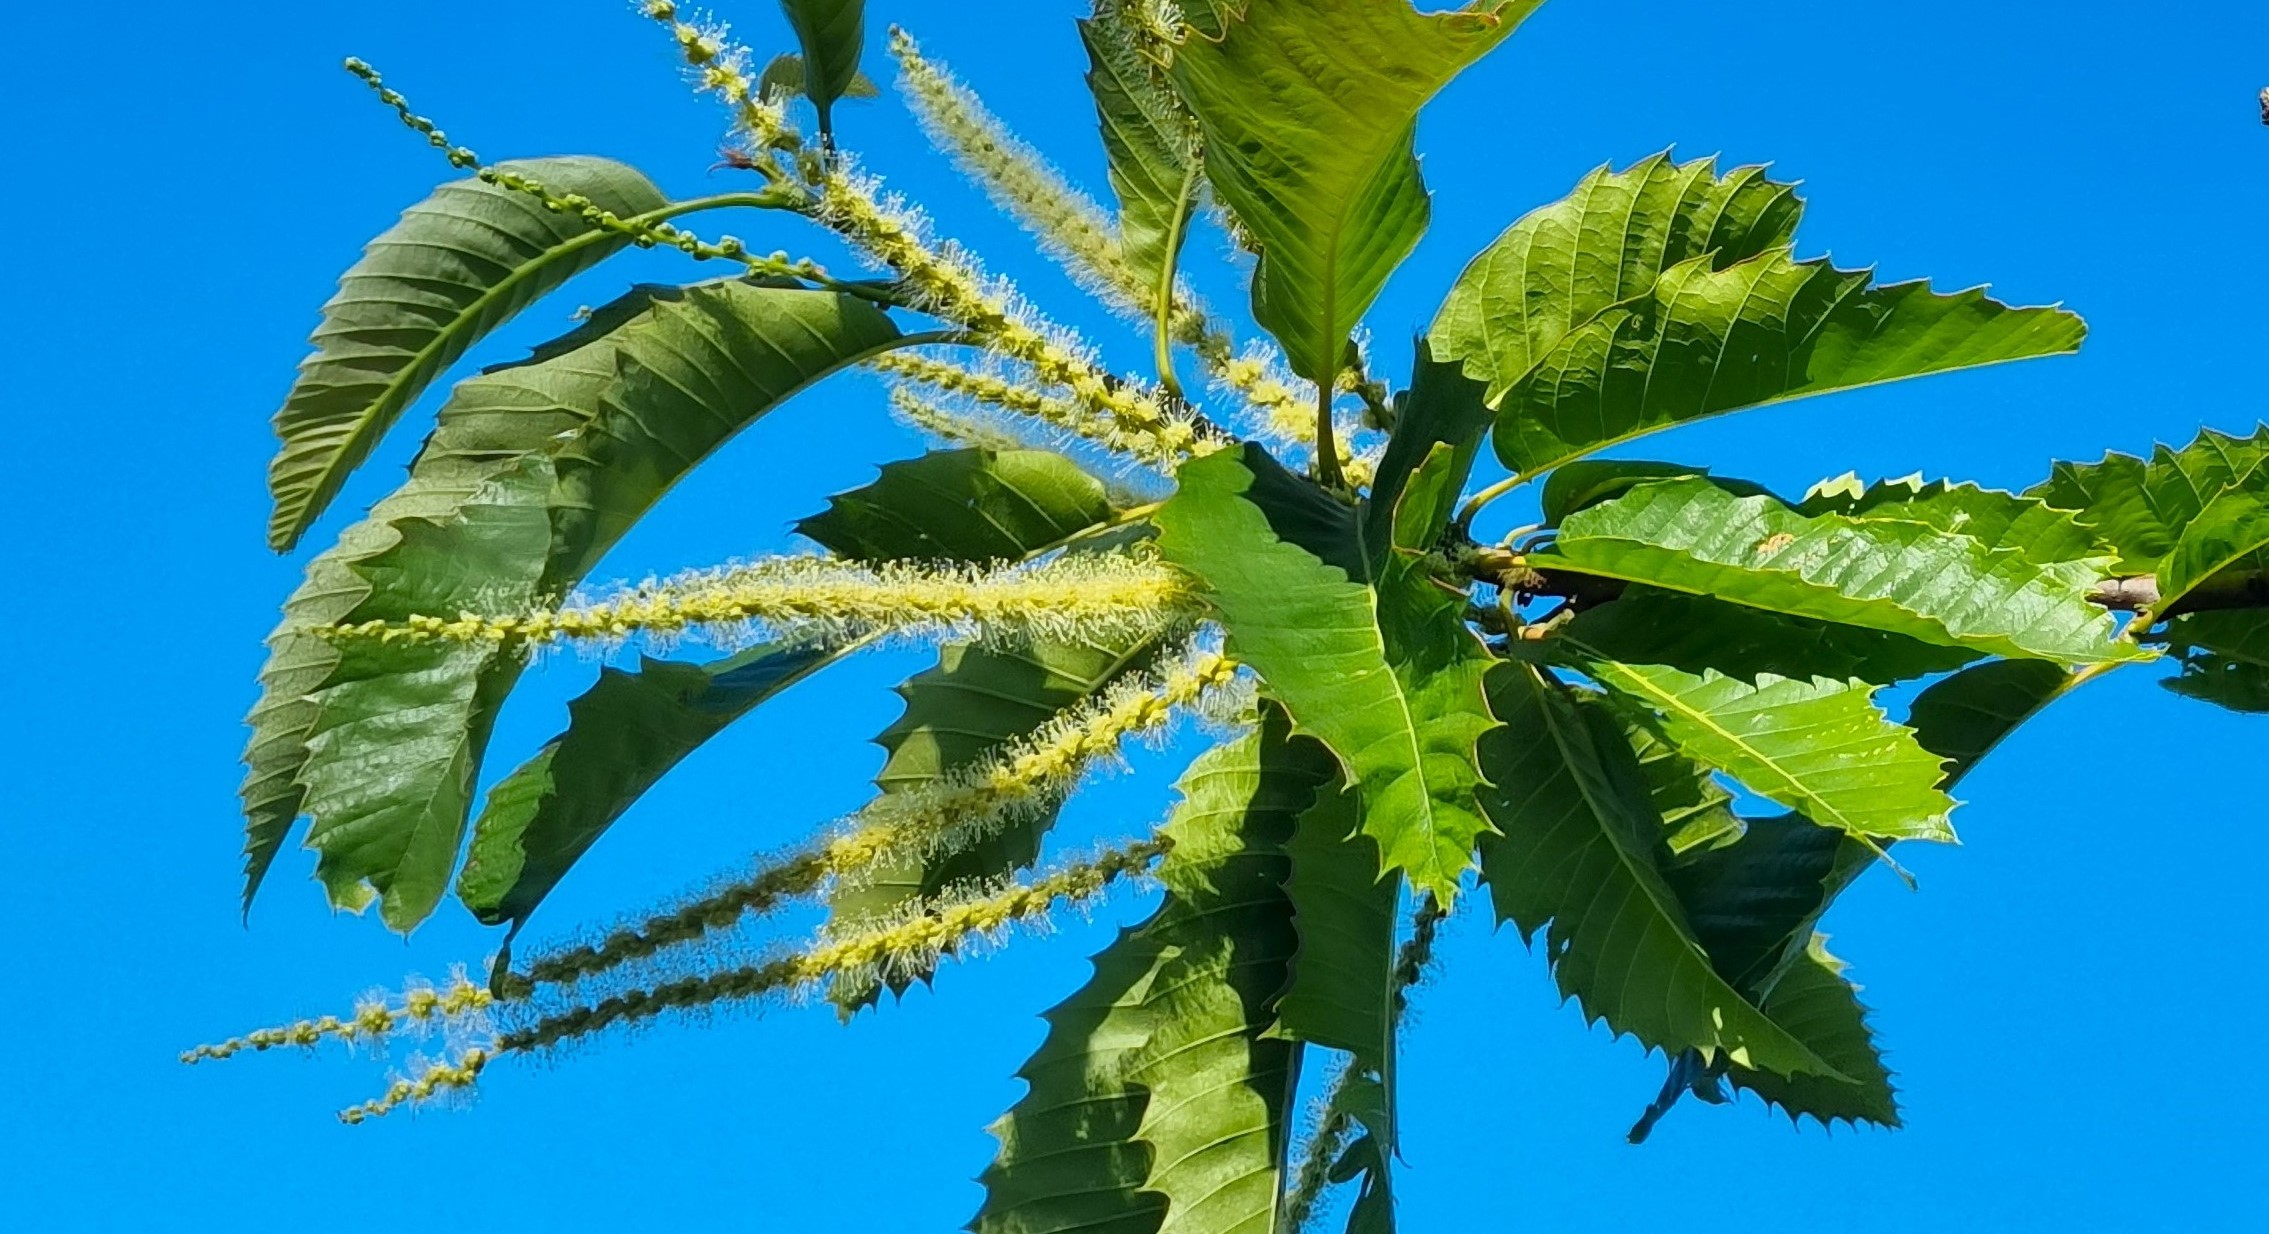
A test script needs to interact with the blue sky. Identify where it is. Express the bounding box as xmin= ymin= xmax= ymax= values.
xmin=3 ymin=0 xmax=2264 ymax=1228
